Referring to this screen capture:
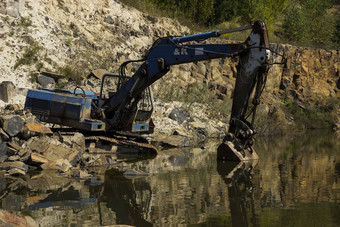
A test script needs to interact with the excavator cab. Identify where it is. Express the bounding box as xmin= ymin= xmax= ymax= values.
xmin=98 ymin=74 xmax=154 ymax=133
